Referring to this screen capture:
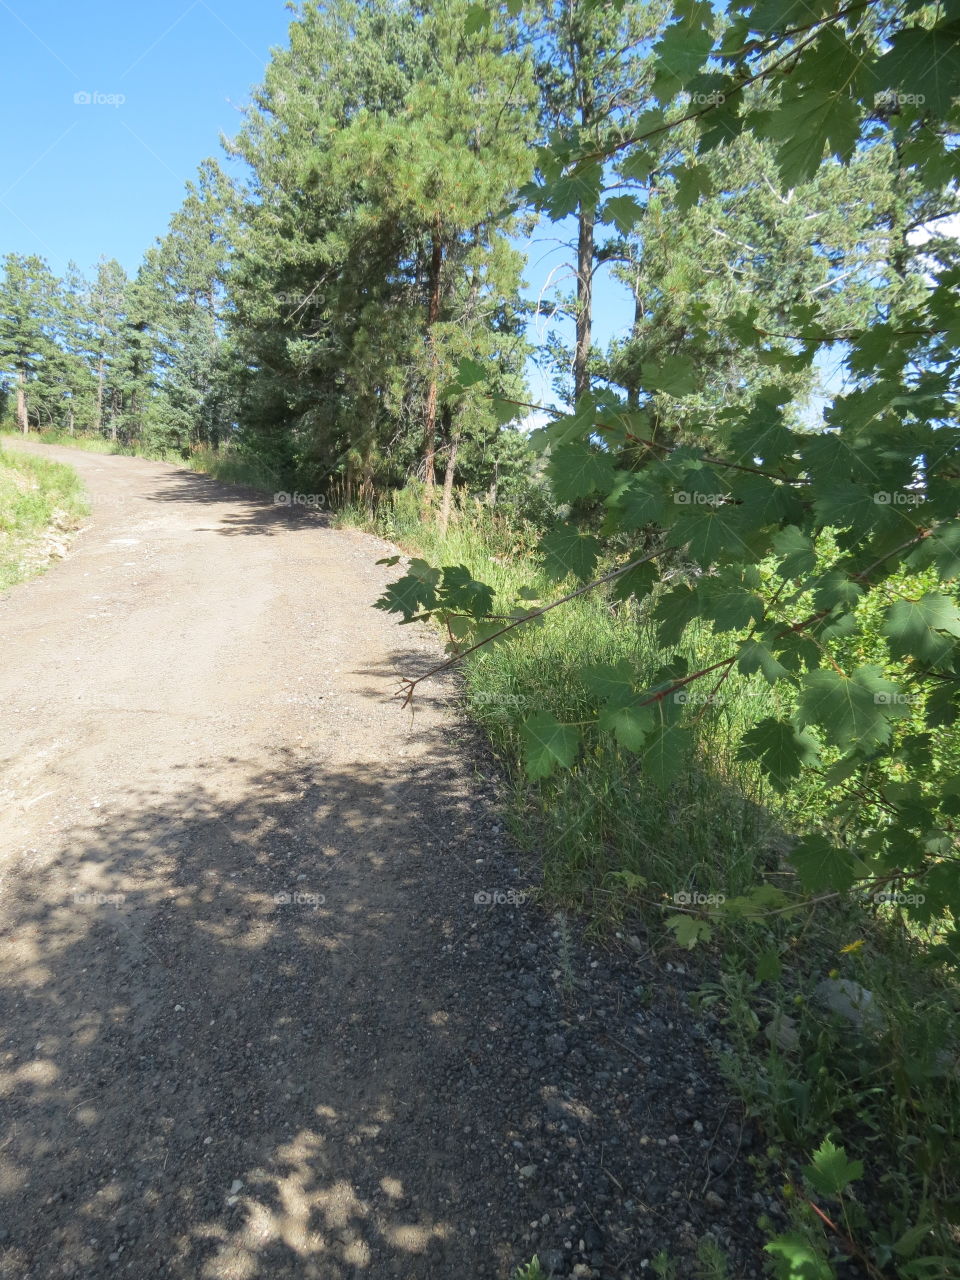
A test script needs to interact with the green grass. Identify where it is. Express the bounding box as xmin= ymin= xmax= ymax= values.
xmin=0 ymin=445 xmax=89 ymax=589
xmin=343 ymin=484 xmax=960 ymax=1278
xmin=2 ymin=429 xmax=284 ymax=493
